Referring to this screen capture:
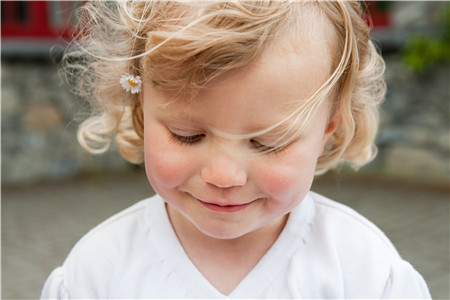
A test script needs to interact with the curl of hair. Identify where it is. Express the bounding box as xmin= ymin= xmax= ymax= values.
xmin=315 ymin=1 xmax=386 ymax=173
xmin=63 ymin=0 xmax=385 ymax=173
